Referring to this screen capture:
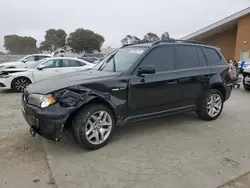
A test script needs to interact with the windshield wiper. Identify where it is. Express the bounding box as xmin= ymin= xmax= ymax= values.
xmin=98 ymin=53 xmax=116 ymax=71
